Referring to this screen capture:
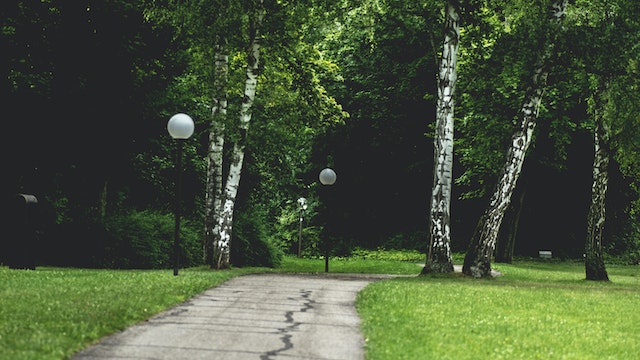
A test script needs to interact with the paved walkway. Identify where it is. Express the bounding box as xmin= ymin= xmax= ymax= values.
xmin=71 ymin=273 xmax=393 ymax=360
